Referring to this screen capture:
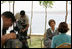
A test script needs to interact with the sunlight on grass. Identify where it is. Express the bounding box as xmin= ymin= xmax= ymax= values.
xmin=27 ymin=35 xmax=44 ymax=48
